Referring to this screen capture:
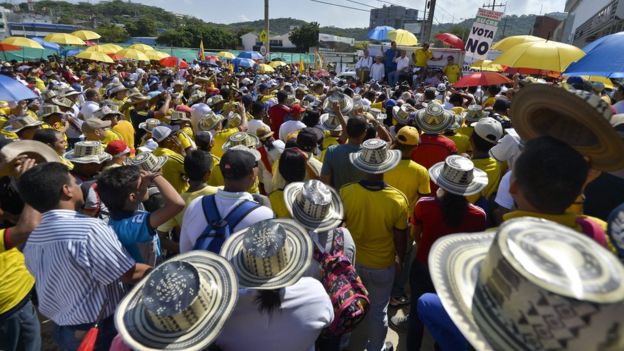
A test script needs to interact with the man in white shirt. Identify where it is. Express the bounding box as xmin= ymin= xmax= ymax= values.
xmin=278 ymin=104 xmax=307 ymax=141
xmin=371 ymin=56 xmax=385 ymax=83
xmin=79 ymin=88 xmax=101 ymax=120
xmin=356 ymin=49 xmax=373 ymax=82
xmin=179 ymin=148 xmax=274 ymax=253
xmin=394 ymin=50 xmax=411 ymax=86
